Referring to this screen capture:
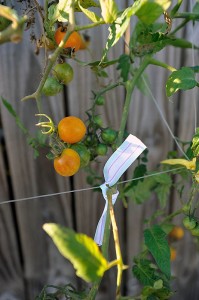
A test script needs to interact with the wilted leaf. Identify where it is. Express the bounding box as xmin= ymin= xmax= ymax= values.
xmin=43 ymin=223 xmax=108 ymax=282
